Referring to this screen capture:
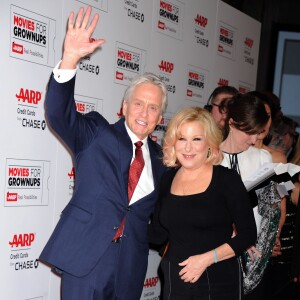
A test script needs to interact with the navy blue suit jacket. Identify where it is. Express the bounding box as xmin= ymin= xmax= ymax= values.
xmin=40 ymin=75 xmax=165 ymax=294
